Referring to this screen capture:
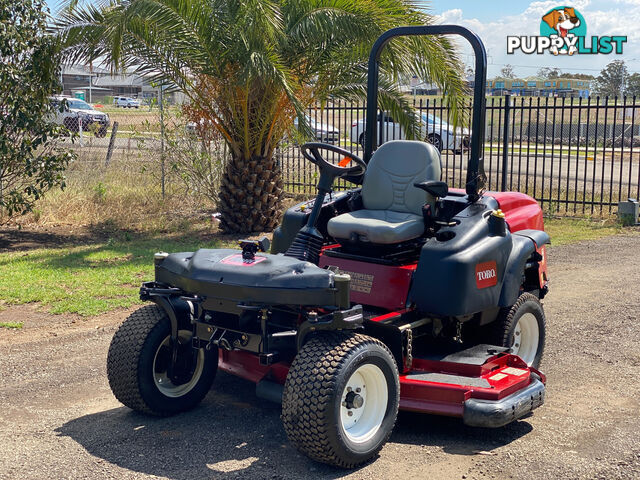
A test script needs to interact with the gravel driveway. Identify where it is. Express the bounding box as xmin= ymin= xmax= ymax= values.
xmin=1 ymin=231 xmax=639 ymax=480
